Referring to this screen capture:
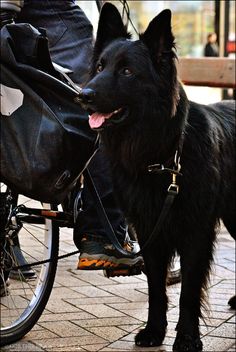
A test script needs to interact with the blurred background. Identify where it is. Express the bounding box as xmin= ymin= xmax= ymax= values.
xmin=77 ymin=0 xmax=235 ymax=104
